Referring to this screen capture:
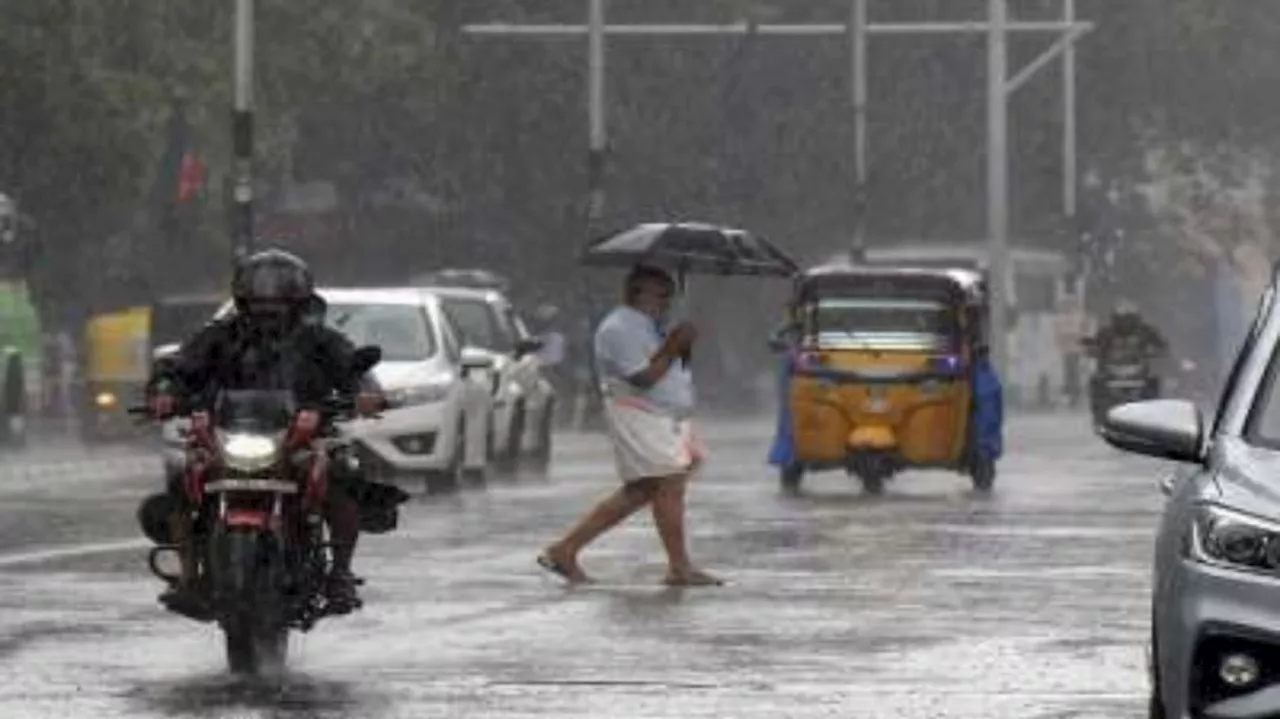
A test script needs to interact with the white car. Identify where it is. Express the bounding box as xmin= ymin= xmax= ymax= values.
xmin=160 ymin=287 xmax=492 ymax=493
xmin=427 ymin=286 xmax=557 ymax=472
